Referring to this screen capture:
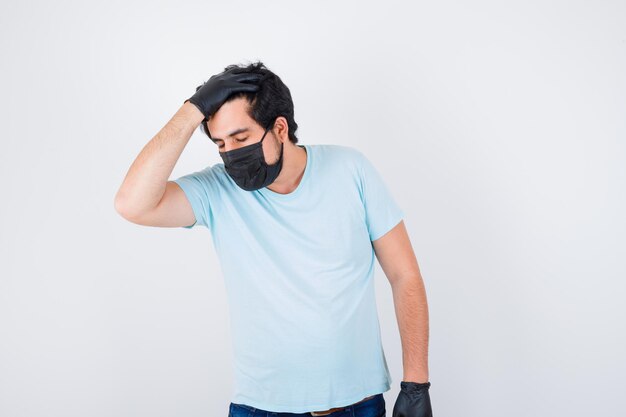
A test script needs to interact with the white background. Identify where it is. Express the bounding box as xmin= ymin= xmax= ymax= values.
xmin=1 ymin=1 xmax=624 ymax=416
